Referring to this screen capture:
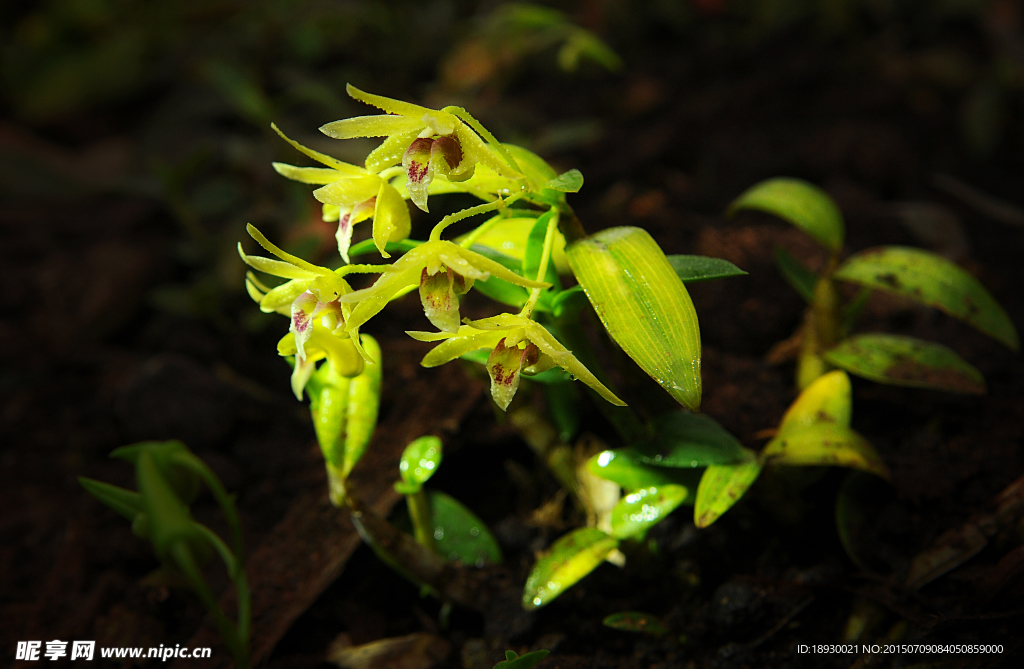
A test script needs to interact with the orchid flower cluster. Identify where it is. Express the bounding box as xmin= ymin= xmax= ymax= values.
xmin=240 ymin=84 xmax=624 ymax=412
